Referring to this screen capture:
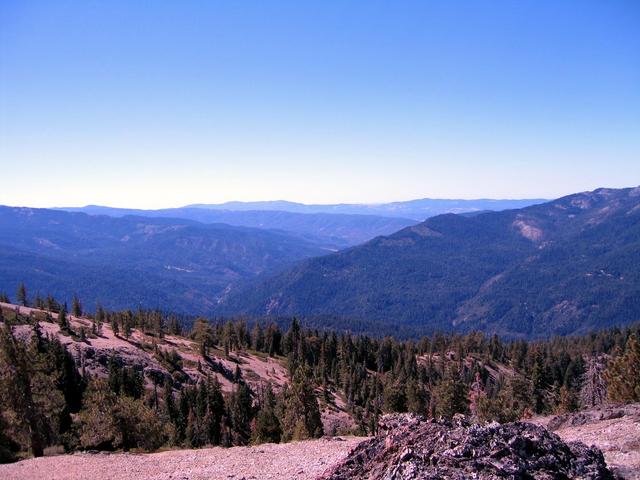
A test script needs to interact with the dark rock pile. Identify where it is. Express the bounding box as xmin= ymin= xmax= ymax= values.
xmin=321 ymin=413 xmax=614 ymax=479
